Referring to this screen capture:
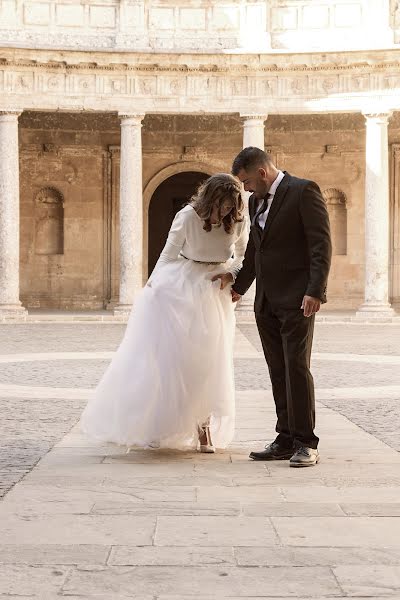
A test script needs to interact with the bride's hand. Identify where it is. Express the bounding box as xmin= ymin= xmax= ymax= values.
xmin=211 ymin=273 xmax=234 ymax=290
